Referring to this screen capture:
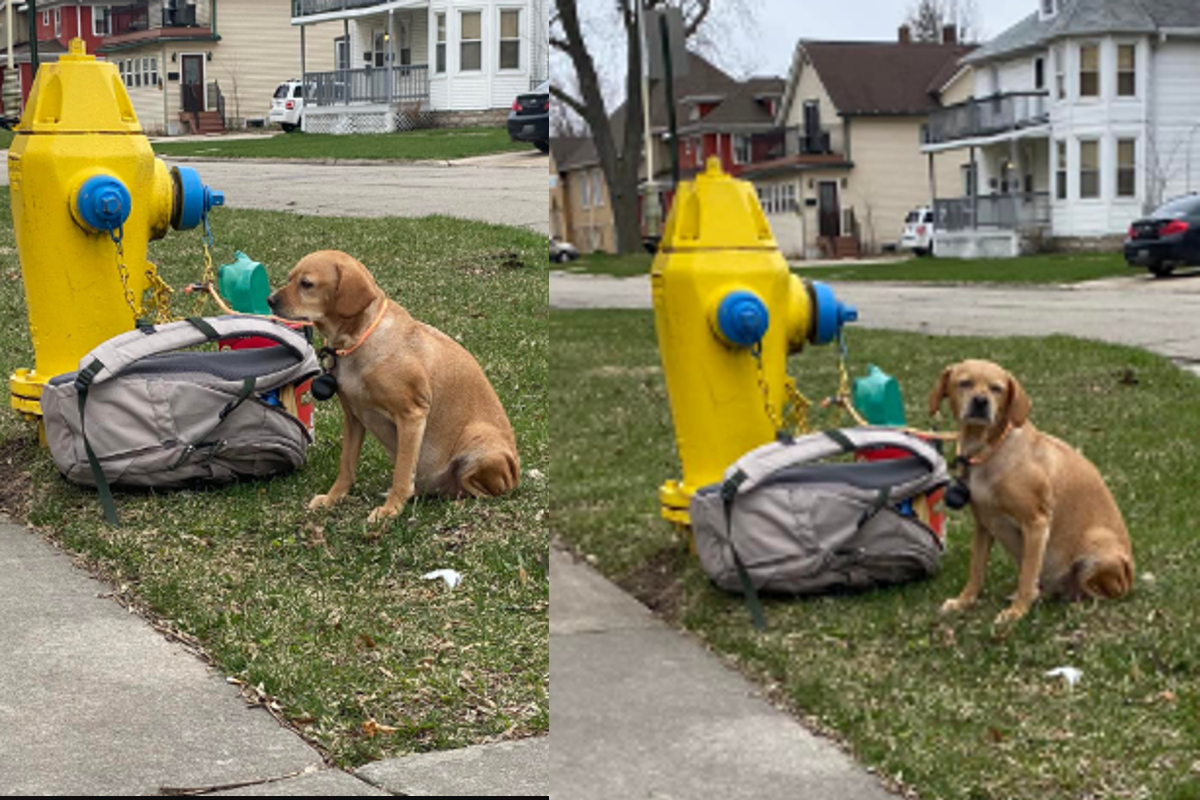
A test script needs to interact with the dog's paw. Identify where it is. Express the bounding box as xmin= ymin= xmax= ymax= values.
xmin=367 ymin=504 xmax=399 ymax=524
xmin=940 ymin=596 xmax=975 ymax=614
xmin=308 ymin=493 xmax=342 ymax=511
xmin=993 ymin=606 xmax=1028 ymax=627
